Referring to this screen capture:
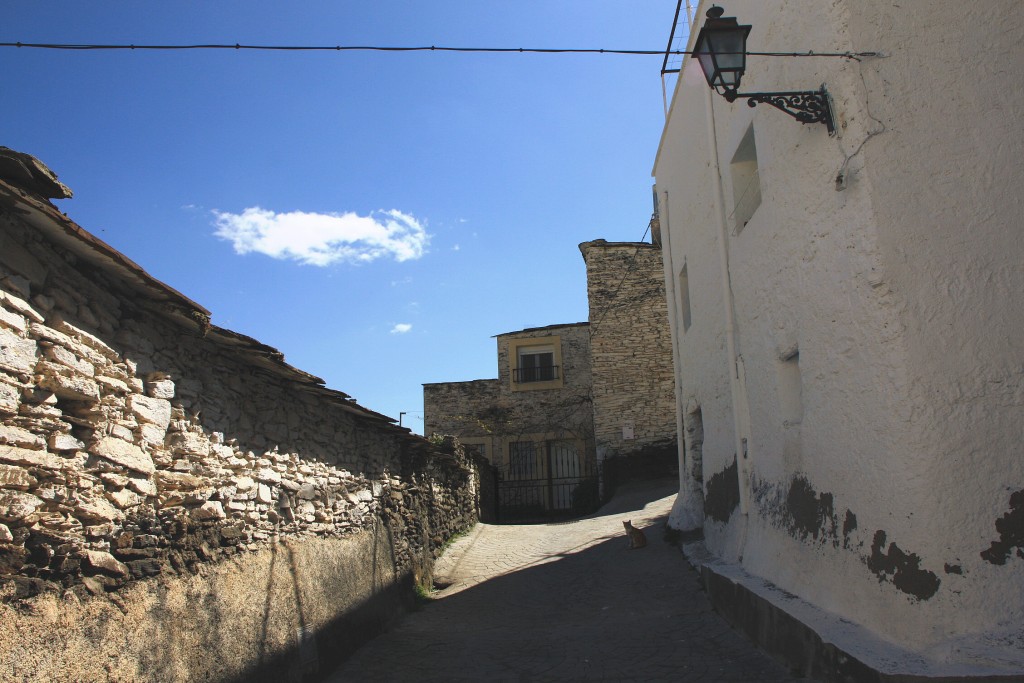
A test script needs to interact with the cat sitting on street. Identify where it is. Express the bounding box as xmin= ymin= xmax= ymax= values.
xmin=622 ymin=520 xmax=647 ymax=549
